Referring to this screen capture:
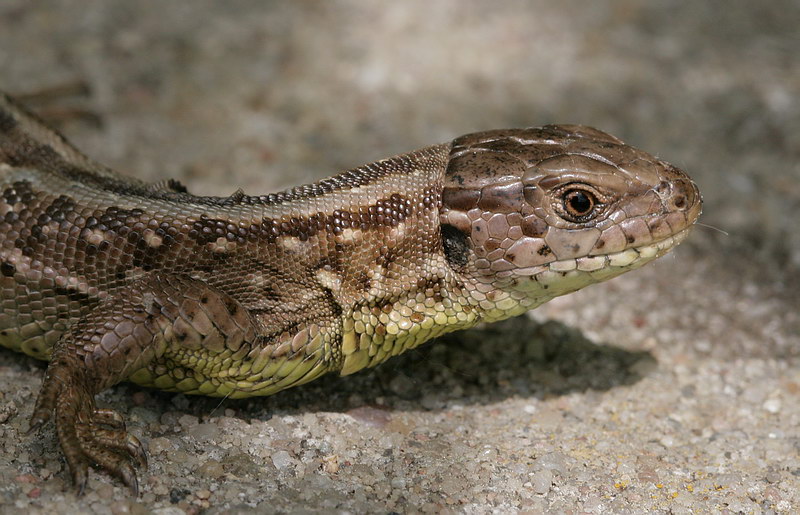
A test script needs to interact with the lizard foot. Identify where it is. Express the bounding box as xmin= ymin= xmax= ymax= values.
xmin=29 ymin=365 xmax=147 ymax=496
